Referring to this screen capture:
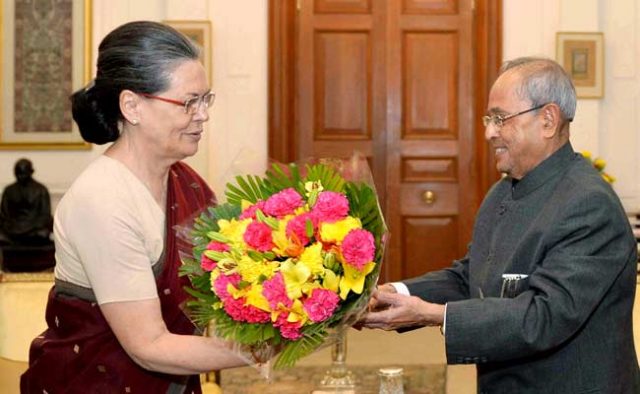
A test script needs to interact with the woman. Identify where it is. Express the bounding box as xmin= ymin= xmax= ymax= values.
xmin=21 ymin=21 xmax=245 ymax=393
